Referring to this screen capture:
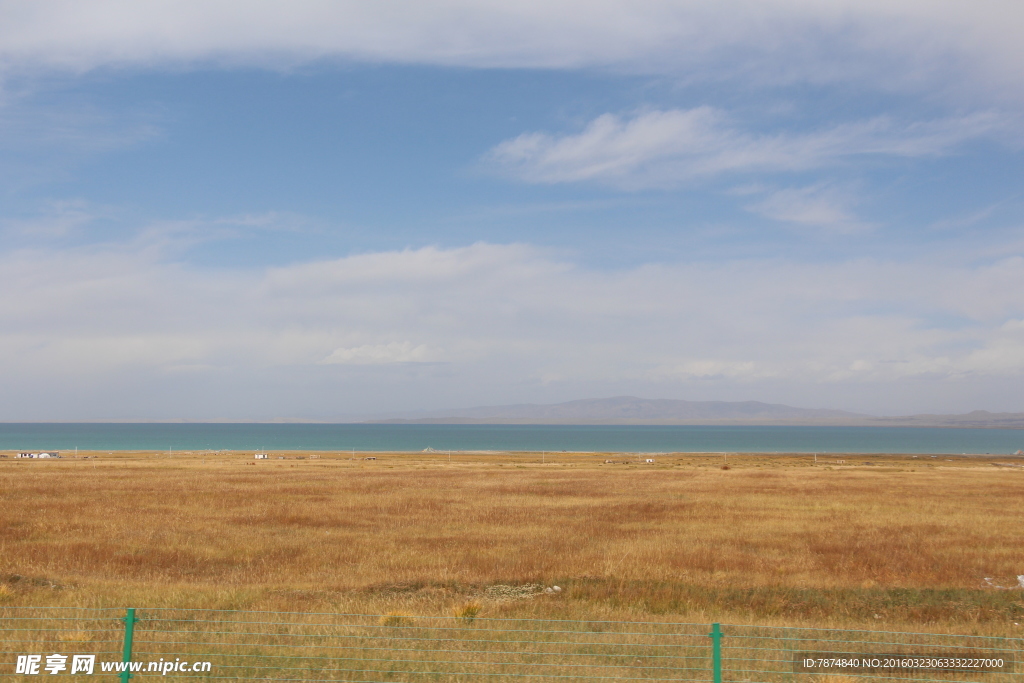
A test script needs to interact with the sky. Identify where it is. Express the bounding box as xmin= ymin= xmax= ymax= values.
xmin=1 ymin=1 xmax=1023 ymax=420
